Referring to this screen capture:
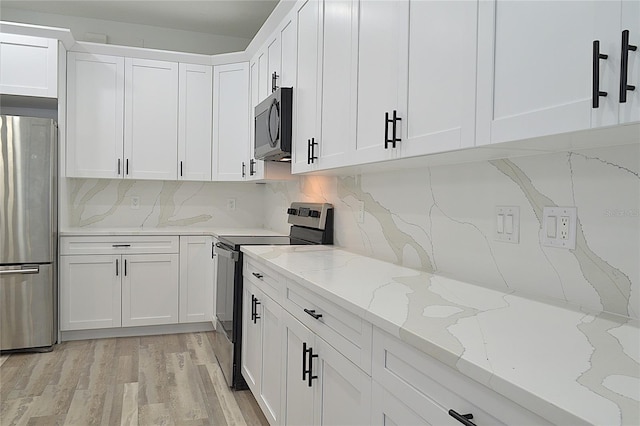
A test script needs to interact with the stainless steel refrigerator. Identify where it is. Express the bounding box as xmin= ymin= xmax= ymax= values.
xmin=1 ymin=115 xmax=57 ymax=351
